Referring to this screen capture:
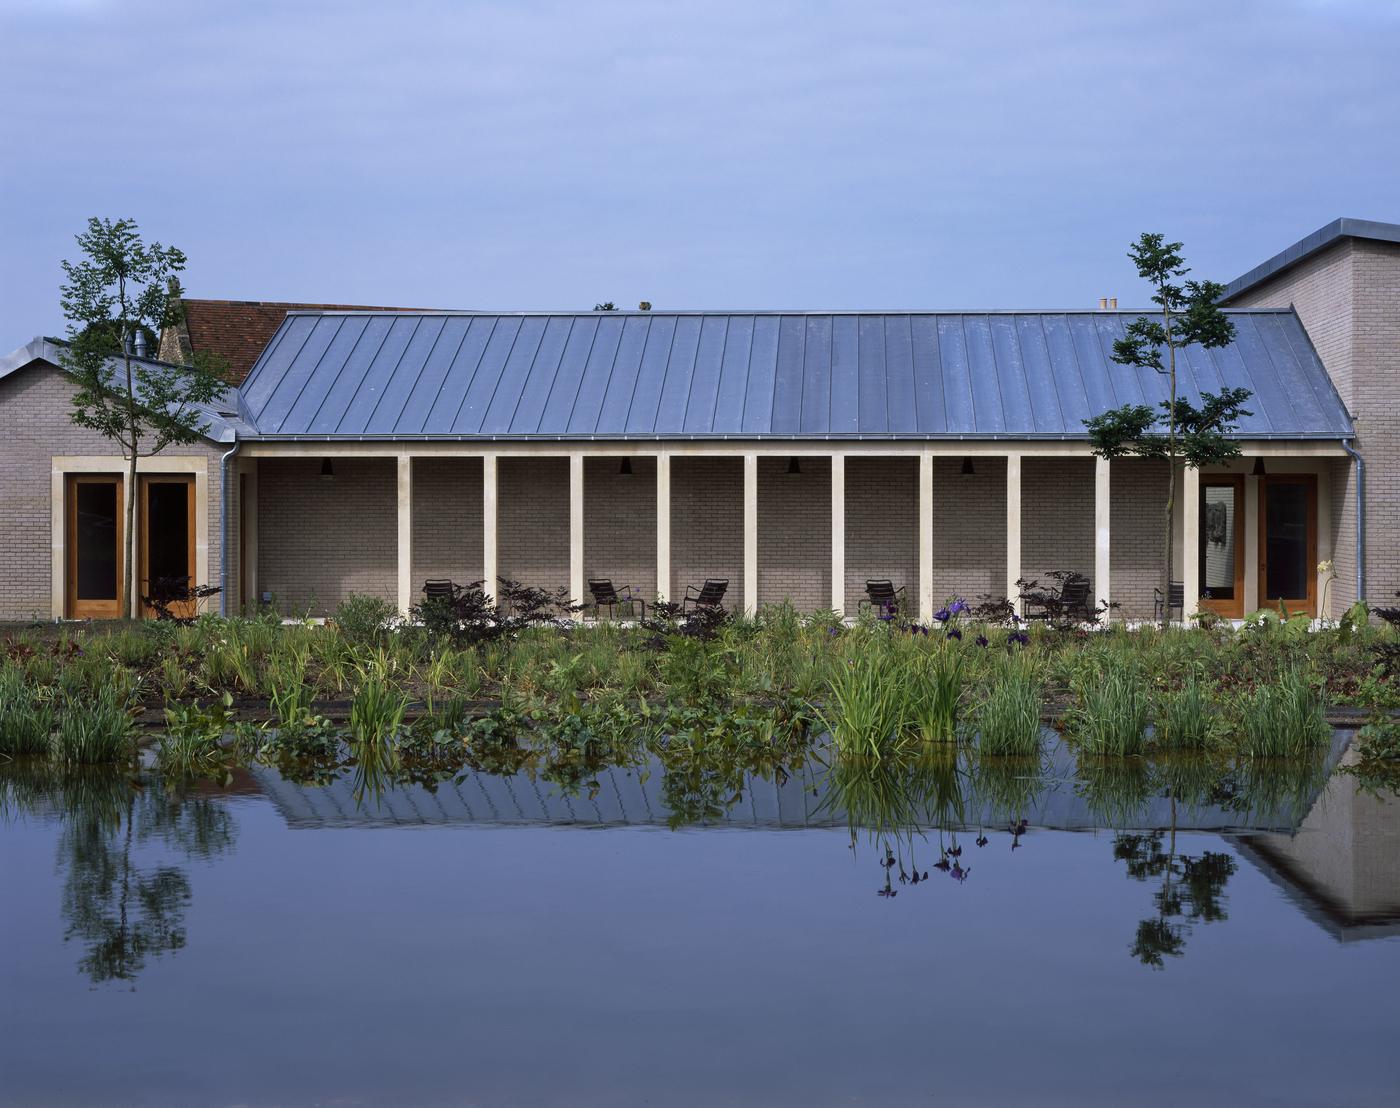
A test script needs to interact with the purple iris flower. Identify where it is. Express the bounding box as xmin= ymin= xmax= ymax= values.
xmin=949 ymin=599 xmax=969 ymax=616
xmin=947 ymin=627 xmax=963 ymax=641
xmin=1008 ymin=630 xmax=1030 ymax=646
xmin=934 ymin=607 xmax=951 ymax=623
xmin=975 ymin=634 xmax=989 ymax=648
